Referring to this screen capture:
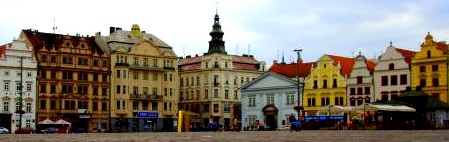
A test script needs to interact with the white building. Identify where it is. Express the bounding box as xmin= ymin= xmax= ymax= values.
xmin=373 ymin=42 xmax=416 ymax=101
xmin=0 ymin=38 xmax=38 ymax=133
xmin=240 ymin=72 xmax=298 ymax=131
xmin=346 ymin=52 xmax=375 ymax=106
